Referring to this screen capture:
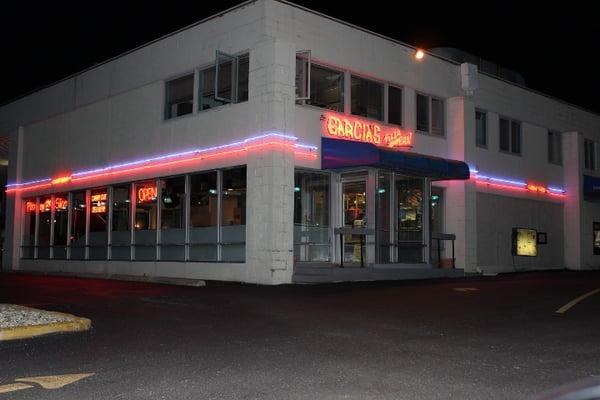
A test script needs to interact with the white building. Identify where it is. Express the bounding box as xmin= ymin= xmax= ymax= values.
xmin=1 ymin=0 xmax=599 ymax=284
